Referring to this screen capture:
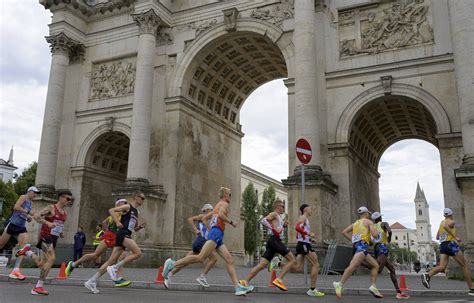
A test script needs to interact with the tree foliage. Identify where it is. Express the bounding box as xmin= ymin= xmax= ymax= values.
xmin=0 ymin=180 xmax=18 ymax=220
xmin=241 ymin=182 xmax=258 ymax=257
xmin=388 ymin=243 xmax=418 ymax=264
xmin=259 ymin=184 xmax=276 ymax=217
xmin=13 ymin=162 xmax=37 ymax=195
